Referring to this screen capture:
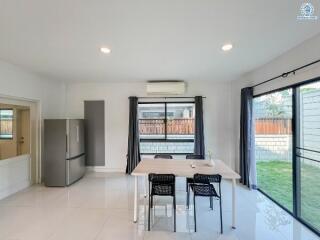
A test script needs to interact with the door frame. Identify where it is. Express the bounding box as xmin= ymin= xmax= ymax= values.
xmin=253 ymin=76 xmax=320 ymax=236
xmin=0 ymin=94 xmax=41 ymax=184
